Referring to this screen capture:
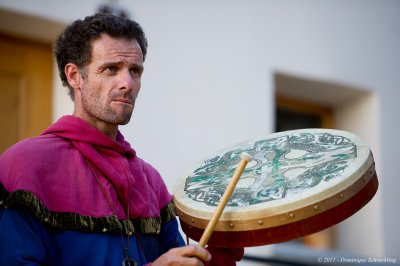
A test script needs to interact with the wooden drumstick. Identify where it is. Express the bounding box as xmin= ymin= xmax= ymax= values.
xmin=198 ymin=152 xmax=253 ymax=247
